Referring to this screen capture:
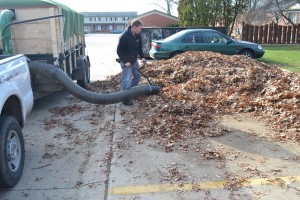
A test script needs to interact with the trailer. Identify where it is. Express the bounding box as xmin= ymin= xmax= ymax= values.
xmin=0 ymin=0 xmax=90 ymax=99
